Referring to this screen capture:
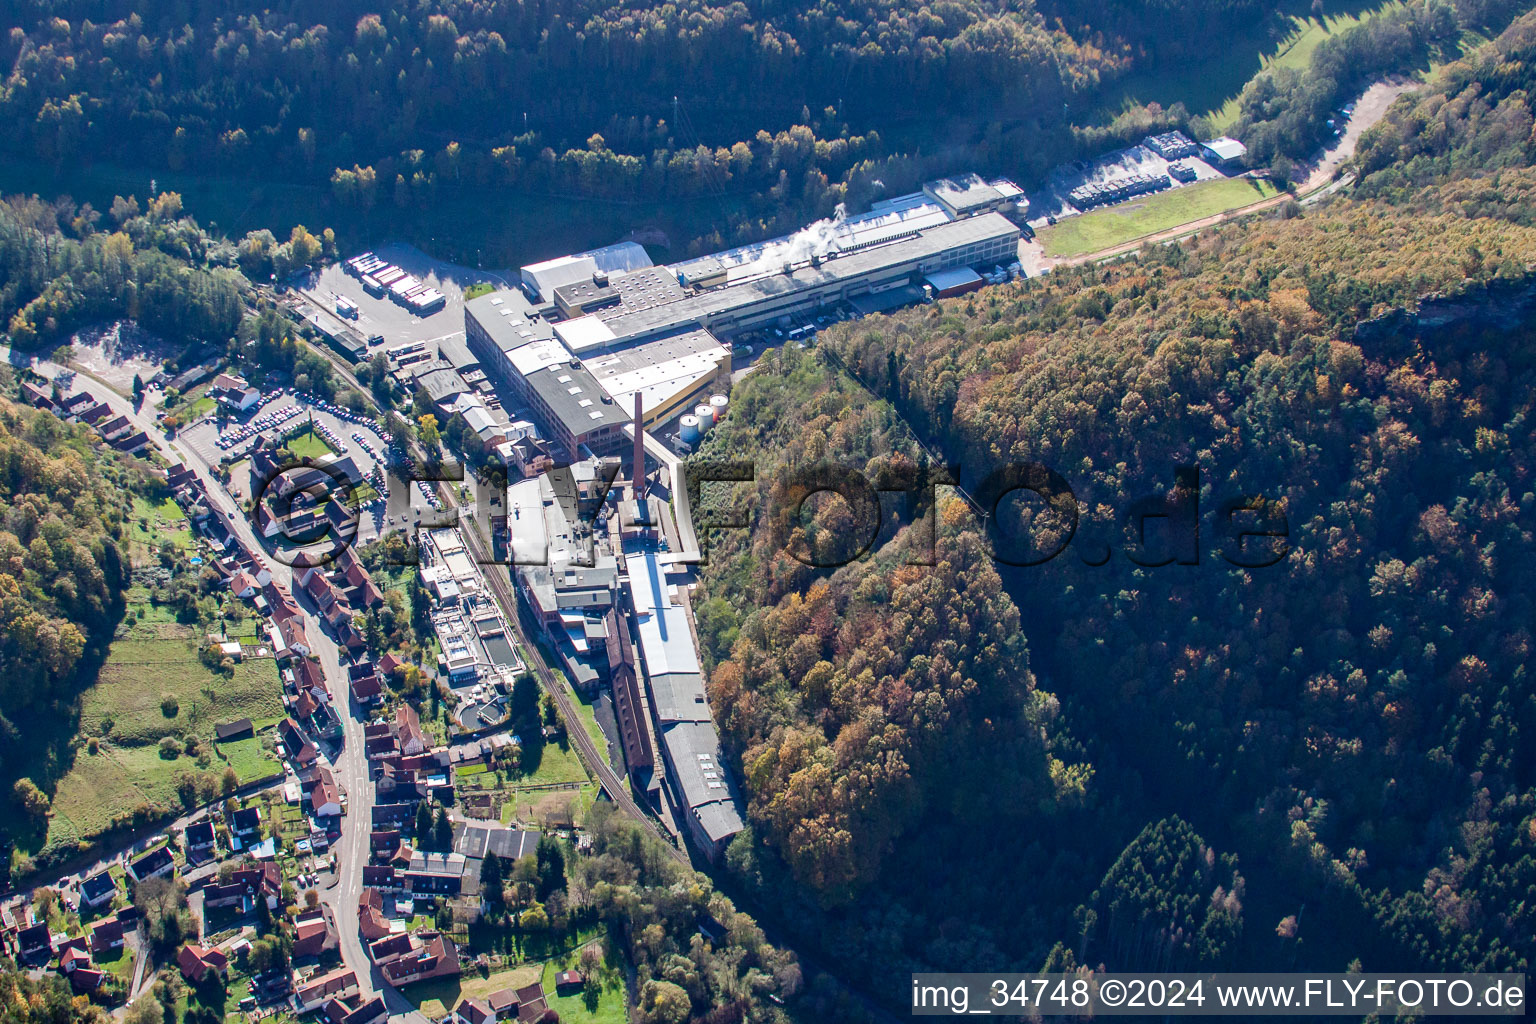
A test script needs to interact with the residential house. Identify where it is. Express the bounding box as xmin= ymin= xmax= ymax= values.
xmin=320 ymin=995 xmax=387 ymax=1024
xmin=292 ymin=905 xmax=338 ymax=958
xmin=454 ymin=999 xmax=496 ymax=1024
xmin=486 ymin=988 xmax=521 ymax=1020
xmin=482 ymin=982 xmax=551 ymax=1024
xmin=114 ymin=430 xmax=152 ymax=454
xmin=183 ymin=820 xmax=216 ymax=859
xmin=88 ymin=918 xmax=125 ymax=957
xmin=177 ymin=943 xmax=229 ymax=984
xmin=78 ymin=871 xmax=116 ymax=910
xmin=554 ymin=970 xmax=584 ymax=993
xmin=294 ymin=656 xmax=330 ymax=703
xmin=265 ymin=581 xmax=304 ymax=623
xmin=229 ymin=572 xmax=259 ymax=599
xmin=511 ymin=982 xmax=550 ymax=1023
xmin=361 ymin=865 xmax=398 ymax=890
xmin=369 ymin=830 xmax=402 ymax=856
xmin=376 ymin=764 xmax=424 ymax=803
xmin=231 ymin=806 xmax=262 ymax=839
xmin=15 ymin=921 xmax=51 ymax=962
xmin=201 ymin=882 xmax=250 ymax=912
xmin=307 ymin=764 xmax=343 ymax=818
xmin=96 ymin=414 xmax=132 ymax=441
xmin=19 ymin=381 xmax=54 ymax=410
xmin=230 ymin=863 xmax=283 ymax=908
xmin=68 ymin=968 xmax=106 ymax=994
xmin=279 ymin=718 xmax=319 ymax=766
xmin=279 ymin=617 xmax=314 ymax=658
xmin=295 ymin=689 xmax=320 ymax=721
xmin=127 ymin=845 xmax=175 ymax=883
xmin=61 ymin=390 xmax=98 ymax=414
xmin=396 ymin=704 xmax=428 ymax=756
xmin=292 ymin=967 xmax=358 ymax=1012
xmin=357 ymin=889 xmax=392 ymax=941
xmin=350 ymin=672 xmax=382 ymax=703
xmin=303 ymin=569 xmax=342 ymax=611
xmin=78 ymin=402 xmax=113 ymax=426
xmin=375 ymin=931 xmax=460 ymax=987
xmin=210 ymin=372 xmax=261 ymax=412
xmin=370 ymin=803 xmax=415 ymax=827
